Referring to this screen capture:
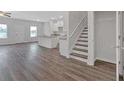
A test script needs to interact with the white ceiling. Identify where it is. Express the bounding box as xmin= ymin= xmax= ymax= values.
xmin=8 ymin=11 xmax=68 ymax=22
